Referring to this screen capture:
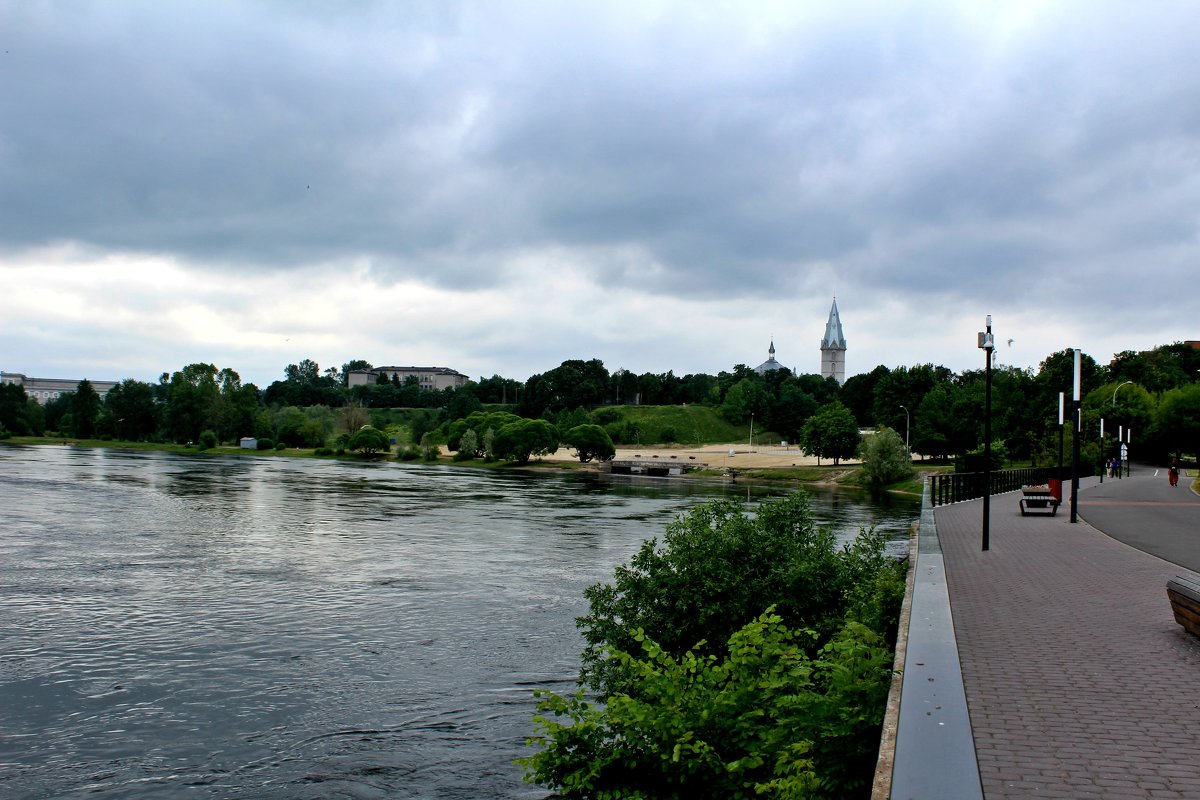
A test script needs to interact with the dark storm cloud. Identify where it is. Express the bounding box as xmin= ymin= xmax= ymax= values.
xmin=2 ymin=1 xmax=1199 ymax=312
